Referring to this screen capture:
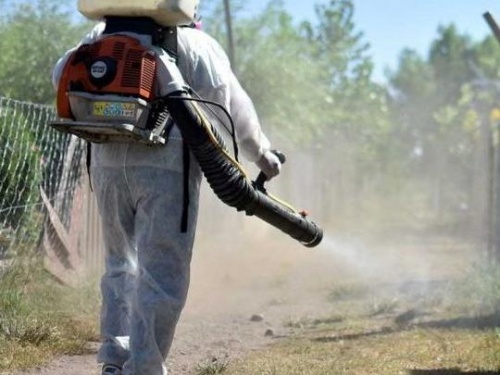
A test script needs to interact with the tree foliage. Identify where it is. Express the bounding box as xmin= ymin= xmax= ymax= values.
xmin=0 ymin=0 xmax=91 ymax=103
xmin=387 ymin=21 xmax=500 ymax=218
xmin=203 ymin=0 xmax=390 ymax=160
xmin=388 ymin=24 xmax=500 ymax=159
xmin=204 ymin=1 xmax=330 ymax=143
xmin=305 ymin=1 xmax=391 ymax=163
